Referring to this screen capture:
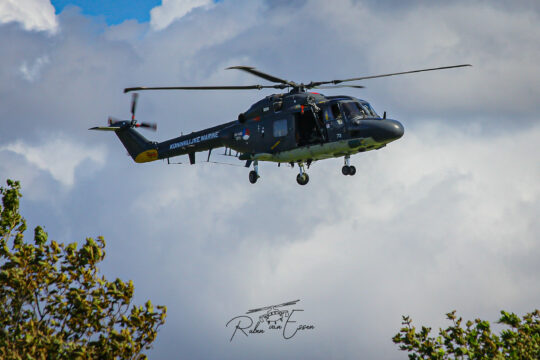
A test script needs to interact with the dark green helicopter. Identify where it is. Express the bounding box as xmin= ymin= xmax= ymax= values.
xmin=91 ymin=64 xmax=470 ymax=185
